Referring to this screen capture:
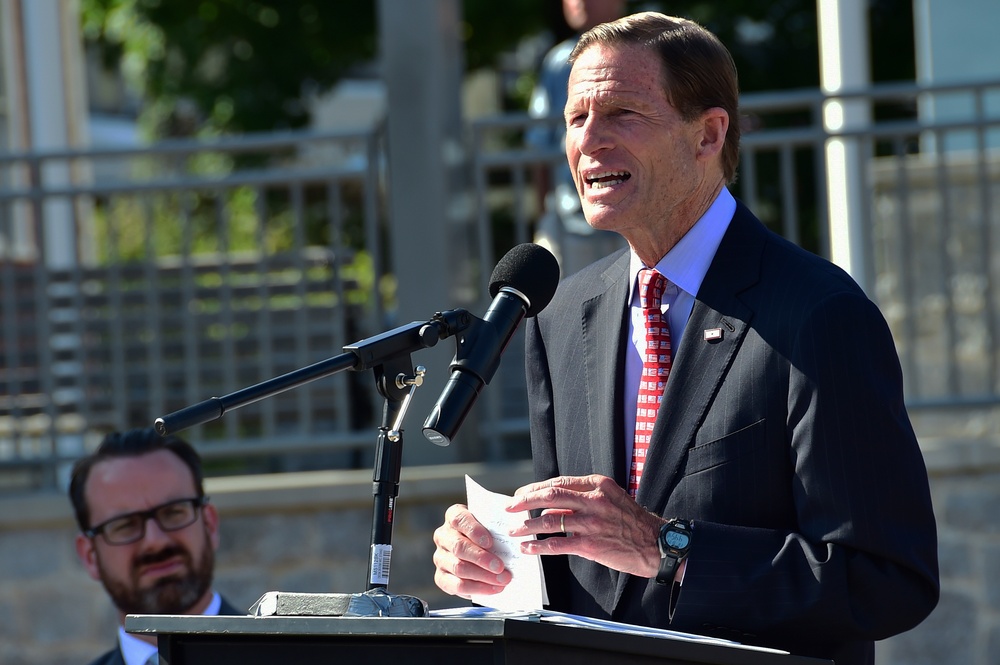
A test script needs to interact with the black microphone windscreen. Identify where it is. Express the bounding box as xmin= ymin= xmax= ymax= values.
xmin=487 ymin=243 xmax=560 ymax=317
